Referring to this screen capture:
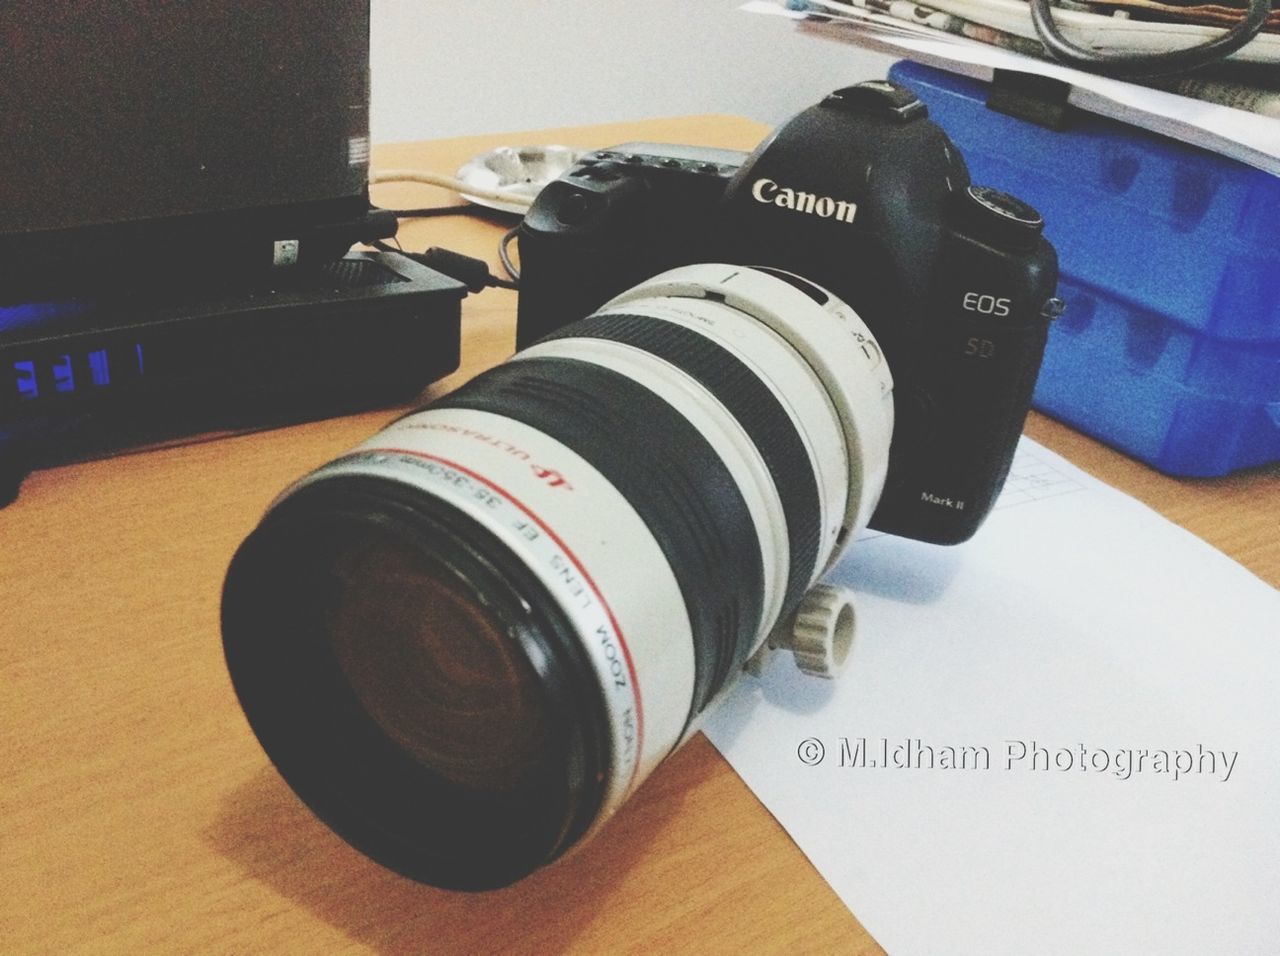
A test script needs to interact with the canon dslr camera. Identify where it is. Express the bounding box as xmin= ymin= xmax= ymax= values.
xmin=518 ymin=79 xmax=1061 ymax=544
xmin=221 ymin=80 xmax=1060 ymax=891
